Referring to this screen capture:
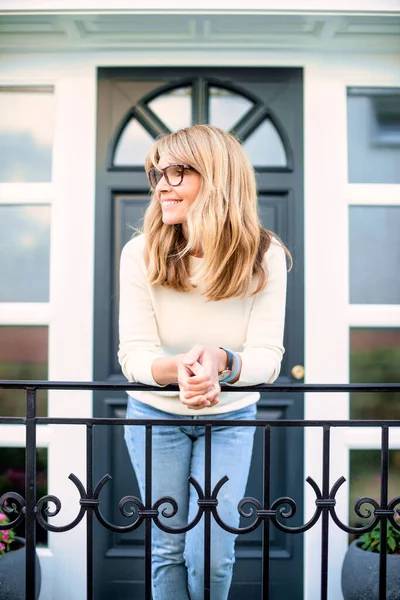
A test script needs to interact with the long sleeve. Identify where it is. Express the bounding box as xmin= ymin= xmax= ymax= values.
xmin=231 ymin=241 xmax=287 ymax=386
xmin=117 ymin=237 xmax=166 ymax=386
